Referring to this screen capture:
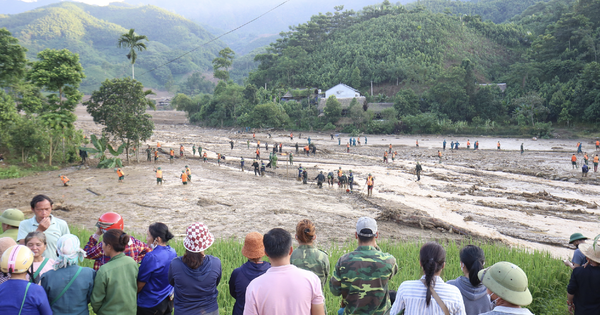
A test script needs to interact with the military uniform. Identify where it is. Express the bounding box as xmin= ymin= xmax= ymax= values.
xmin=290 ymin=245 xmax=330 ymax=289
xmin=330 ymin=245 xmax=398 ymax=315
